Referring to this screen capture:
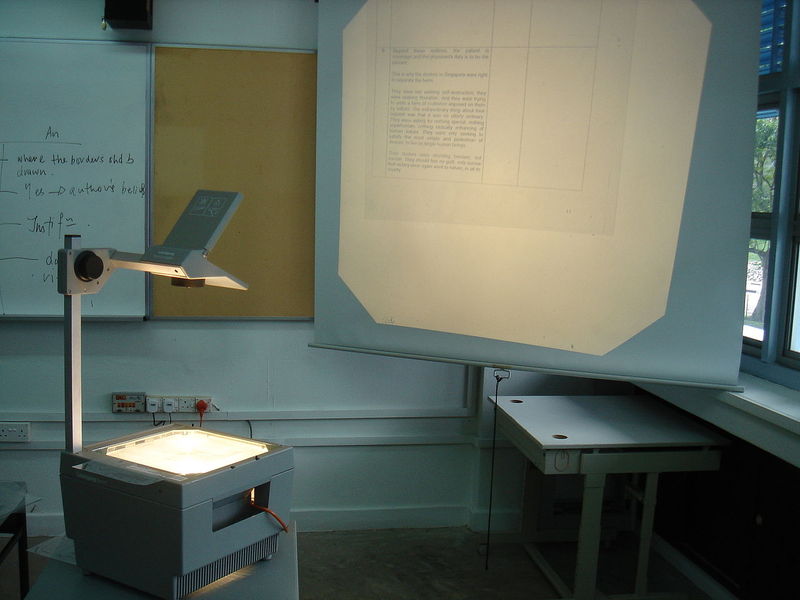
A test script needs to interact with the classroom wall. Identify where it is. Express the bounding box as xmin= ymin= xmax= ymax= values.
xmin=3 ymin=7 xmax=782 ymax=595
xmin=0 ymin=0 xmax=600 ymax=536
xmin=0 ymin=0 xmax=318 ymax=48
xmin=0 ymin=318 xmax=599 ymax=535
